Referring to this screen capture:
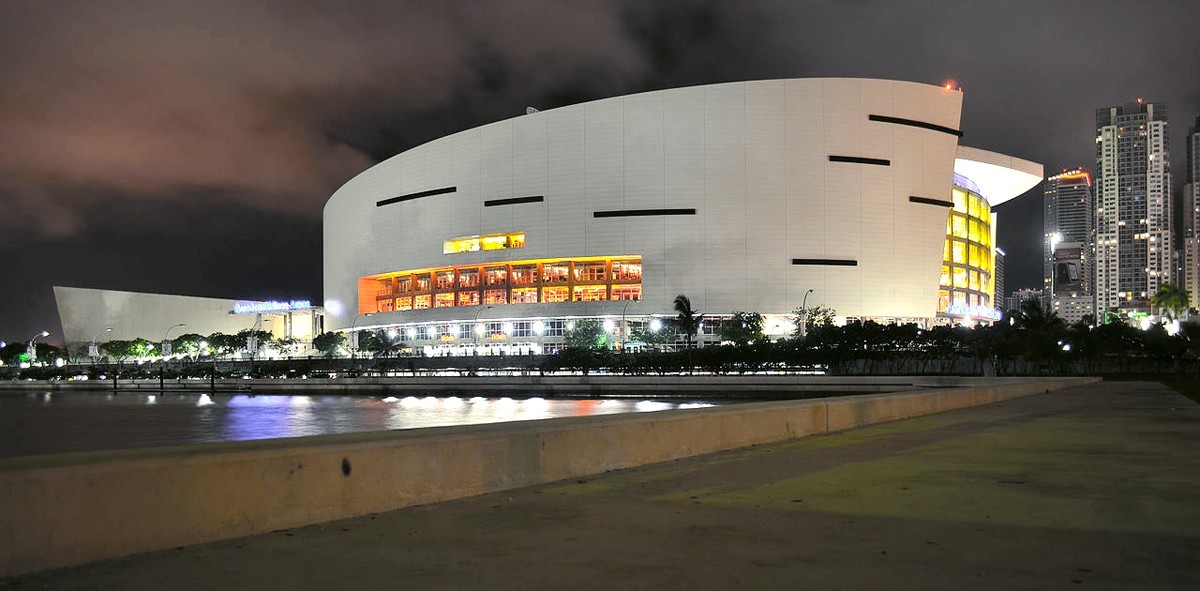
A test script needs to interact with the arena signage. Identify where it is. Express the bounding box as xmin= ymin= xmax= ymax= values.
xmin=945 ymin=304 xmax=1003 ymax=321
xmin=233 ymin=300 xmax=313 ymax=314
